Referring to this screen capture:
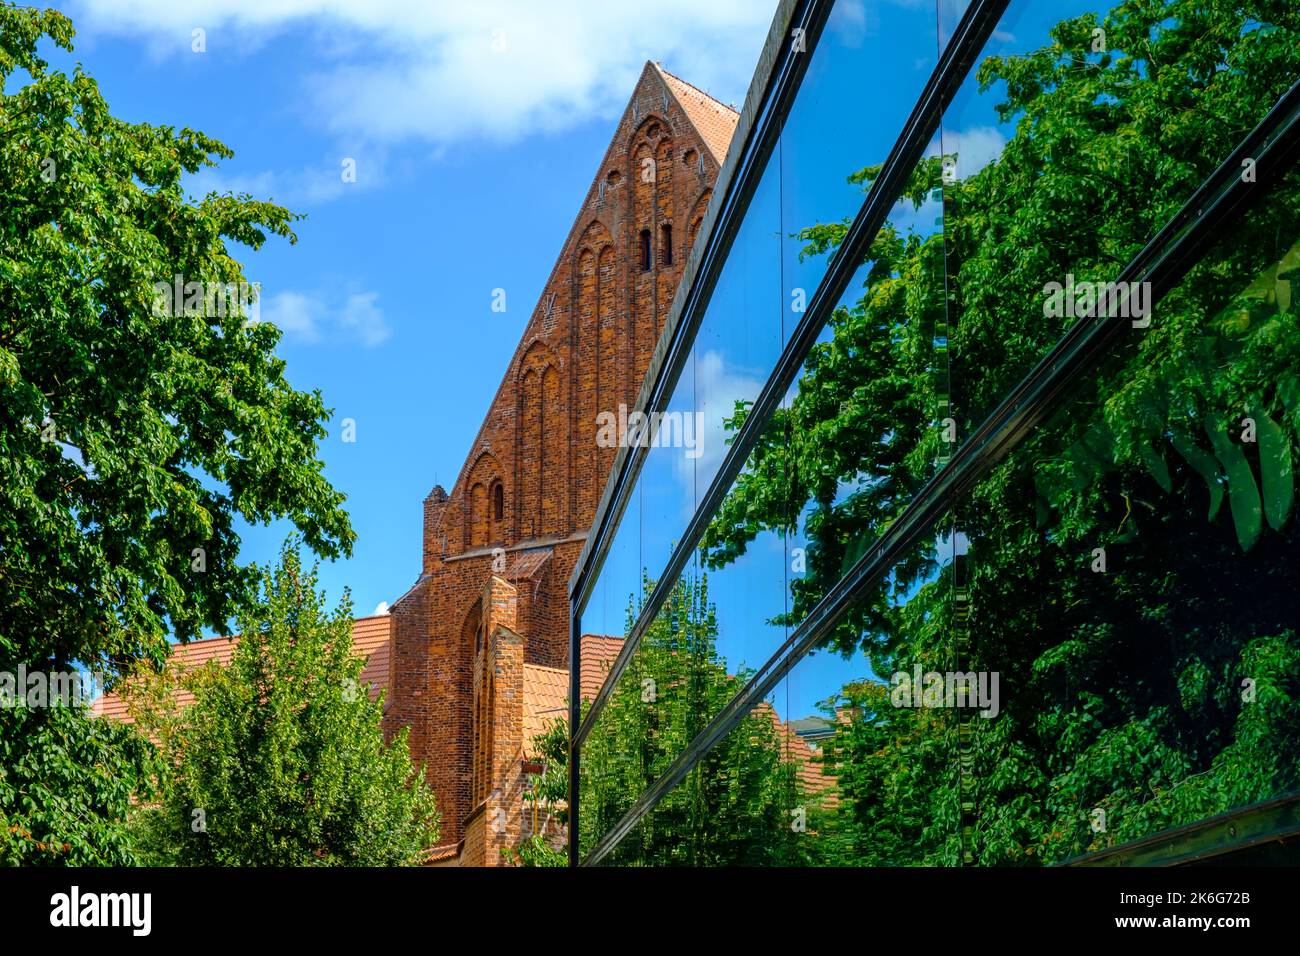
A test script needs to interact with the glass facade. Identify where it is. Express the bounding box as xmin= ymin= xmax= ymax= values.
xmin=570 ymin=0 xmax=1300 ymax=866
